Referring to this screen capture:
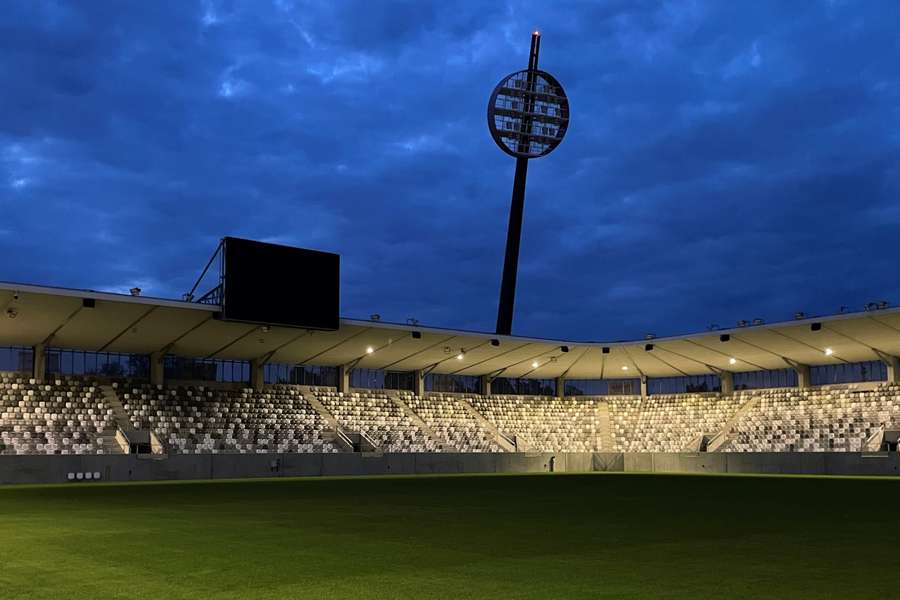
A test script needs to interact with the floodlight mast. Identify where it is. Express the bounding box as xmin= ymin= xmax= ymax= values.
xmin=490 ymin=32 xmax=568 ymax=335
